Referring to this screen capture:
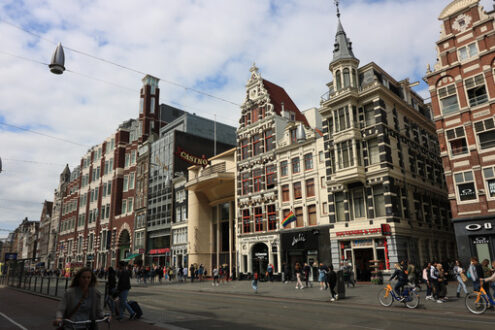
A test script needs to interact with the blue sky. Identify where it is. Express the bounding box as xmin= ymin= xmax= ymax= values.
xmin=0 ymin=0 xmax=492 ymax=237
